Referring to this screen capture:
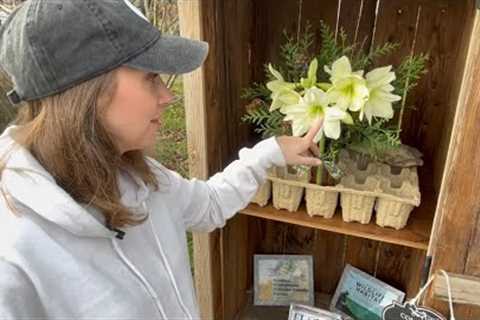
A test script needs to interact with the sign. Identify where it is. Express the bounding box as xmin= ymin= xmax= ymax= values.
xmin=383 ymin=302 xmax=446 ymax=320
xmin=254 ymin=255 xmax=314 ymax=306
xmin=330 ymin=264 xmax=405 ymax=320
xmin=289 ymin=304 xmax=342 ymax=320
